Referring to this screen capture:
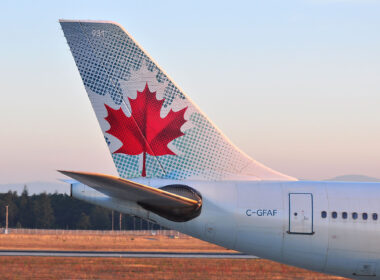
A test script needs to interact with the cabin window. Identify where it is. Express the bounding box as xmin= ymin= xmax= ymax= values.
xmin=362 ymin=213 xmax=368 ymax=220
xmin=373 ymin=213 xmax=378 ymax=221
xmin=332 ymin=212 xmax=337 ymax=219
xmin=342 ymin=212 xmax=348 ymax=219
xmin=321 ymin=211 xmax=327 ymax=218
xmin=352 ymin=212 xmax=358 ymax=220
